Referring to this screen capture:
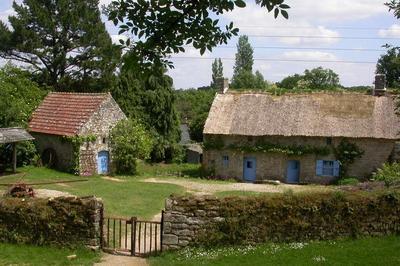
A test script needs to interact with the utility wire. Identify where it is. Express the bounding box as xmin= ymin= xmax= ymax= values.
xmin=170 ymin=56 xmax=376 ymax=64
xmin=236 ymin=25 xmax=400 ymax=31
xmin=182 ymin=45 xmax=385 ymax=52
xmin=243 ymin=35 xmax=400 ymax=40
